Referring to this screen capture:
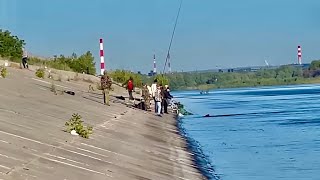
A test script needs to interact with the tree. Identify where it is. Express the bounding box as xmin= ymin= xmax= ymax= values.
xmin=0 ymin=29 xmax=25 ymax=61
